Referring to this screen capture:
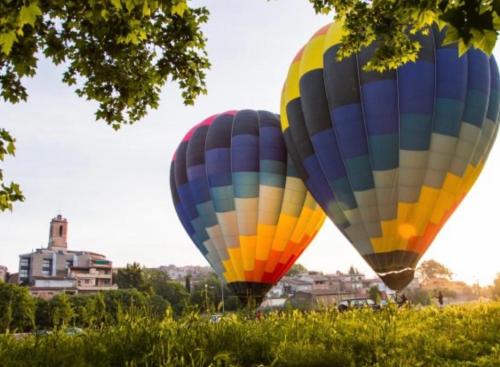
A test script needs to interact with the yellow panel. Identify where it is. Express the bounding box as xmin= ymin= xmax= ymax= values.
xmin=226 ymin=248 xmax=244 ymax=281
xmin=285 ymin=61 xmax=301 ymax=103
xmin=299 ymin=32 xmax=326 ymax=76
xmin=290 ymin=207 xmax=313 ymax=242
xmin=271 ymin=213 xmax=298 ymax=251
xmin=280 ymin=82 xmax=290 ymax=132
xmin=429 ymin=190 xmax=455 ymax=224
xmin=239 ymin=235 xmax=257 ymax=272
xmin=256 ymin=224 xmax=276 ymax=260
xmin=324 ymin=20 xmax=345 ymax=49
xmin=281 ymin=54 xmax=303 ymax=131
